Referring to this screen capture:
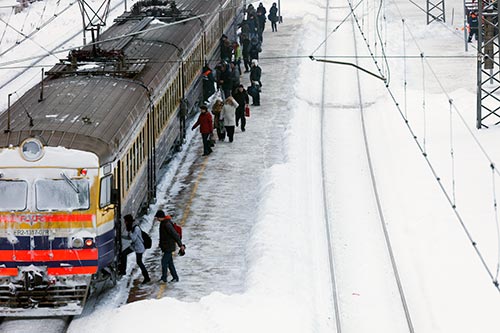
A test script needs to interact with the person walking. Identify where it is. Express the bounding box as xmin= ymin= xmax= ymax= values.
xmin=249 ymin=59 xmax=262 ymax=106
xmin=212 ymin=99 xmax=226 ymax=141
xmin=249 ymin=37 xmax=262 ymax=61
xmin=233 ymin=85 xmax=249 ymax=131
xmin=120 ymin=214 xmax=150 ymax=284
xmin=241 ymin=33 xmax=251 ymax=72
xmin=256 ymin=2 xmax=267 ymax=42
xmin=268 ymin=3 xmax=279 ymax=32
xmin=155 ymin=210 xmax=185 ymax=283
xmin=222 ymin=96 xmax=238 ymax=142
xmin=192 ymin=105 xmax=214 ymax=156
